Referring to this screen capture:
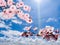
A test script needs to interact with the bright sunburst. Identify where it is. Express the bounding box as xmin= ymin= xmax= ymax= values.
xmin=34 ymin=0 xmax=42 ymax=4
